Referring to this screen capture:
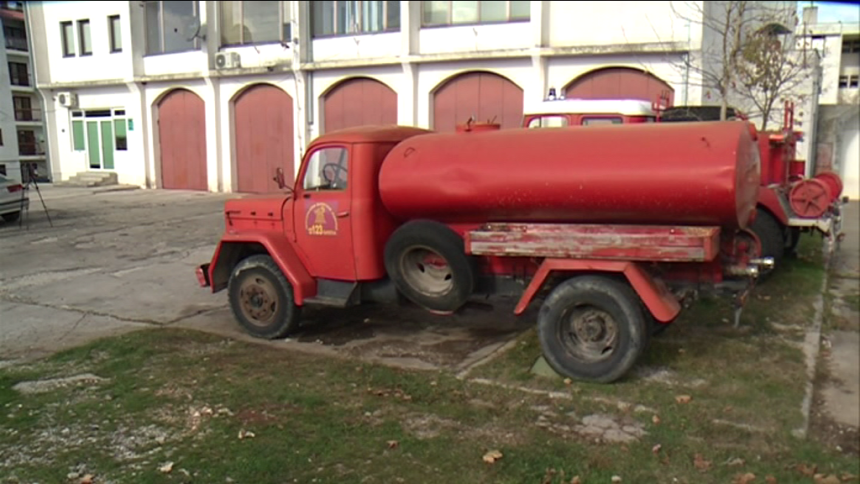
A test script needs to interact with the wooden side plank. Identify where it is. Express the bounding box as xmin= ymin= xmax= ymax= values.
xmin=466 ymin=223 xmax=721 ymax=262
